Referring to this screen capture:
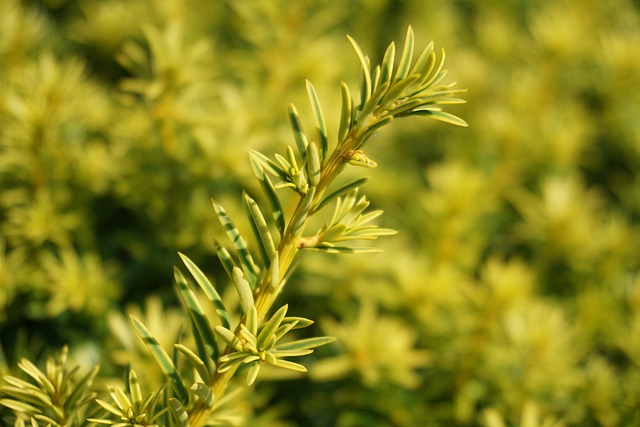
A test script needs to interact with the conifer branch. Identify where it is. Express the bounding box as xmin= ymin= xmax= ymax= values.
xmin=178 ymin=25 xmax=466 ymax=426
